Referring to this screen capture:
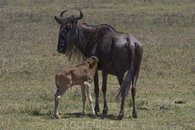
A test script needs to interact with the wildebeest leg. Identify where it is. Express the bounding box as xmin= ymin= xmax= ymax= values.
xmin=81 ymin=85 xmax=87 ymax=116
xmin=94 ymin=71 xmax=100 ymax=114
xmin=118 ymin=86 xmax=126 ymax=120
xmin=84 ymin=82 xmax=97 ymax=118
xmin=54 ymin=85 xmax=69 ymax=119
xmin=131 ymin=43 xmax=143 ymax=118
xmin=102 ymin=70 xmax=108 ymax=114
xmin=131 ymin=84 xmax=137 ymax=118
xmin=116 ymin=67 xmax=125 ymax=120
xmin=118 ymin=96 xmax=125 ymax=120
